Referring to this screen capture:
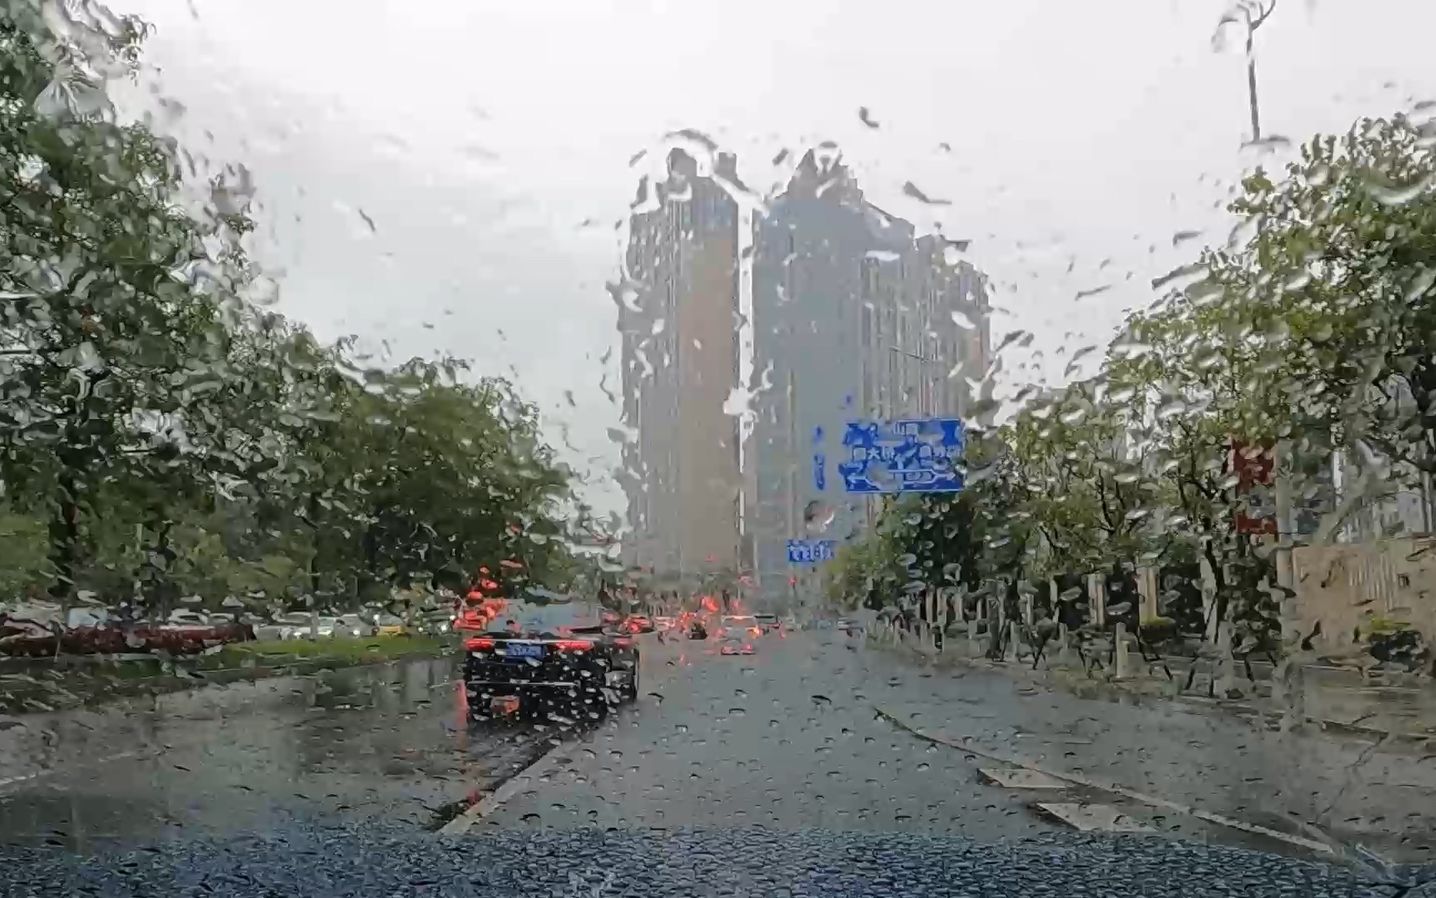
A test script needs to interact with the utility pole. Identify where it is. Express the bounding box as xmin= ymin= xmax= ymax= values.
xmin=1221 ymin=2 xmax=1293 ymax=589
xmin=1239 ymin=0 xmax=1276 ymax=144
